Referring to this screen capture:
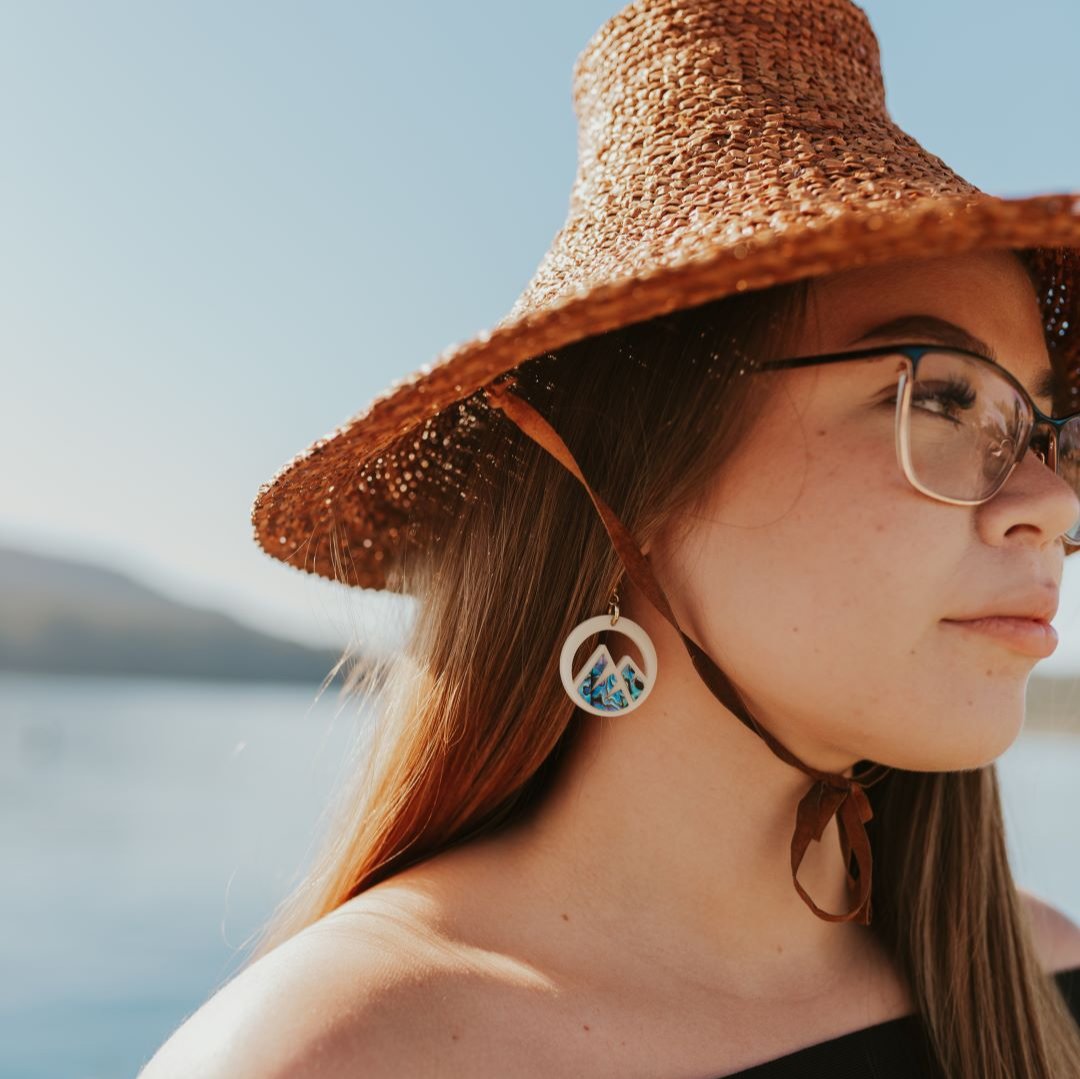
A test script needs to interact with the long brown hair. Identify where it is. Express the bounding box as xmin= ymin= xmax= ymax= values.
xmin=241 ymin=251 xmax=1080 ymax=1078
